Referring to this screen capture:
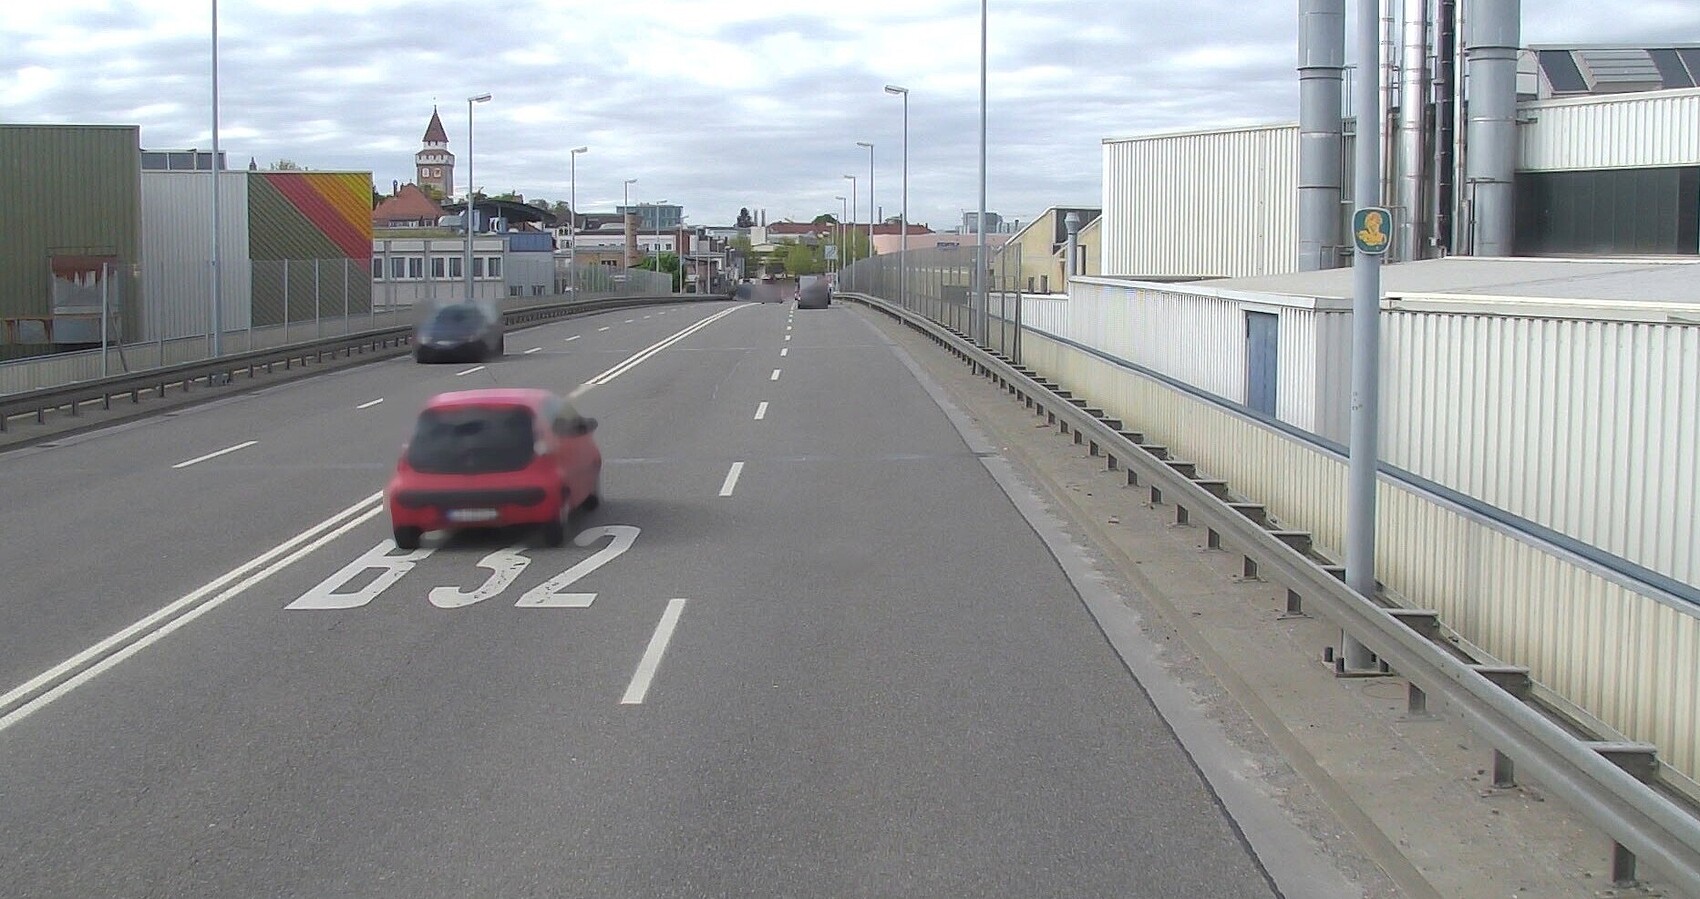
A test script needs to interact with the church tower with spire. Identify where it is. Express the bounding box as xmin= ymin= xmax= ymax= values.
xmin=415 ymin=107 xmax=455 ymax=200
